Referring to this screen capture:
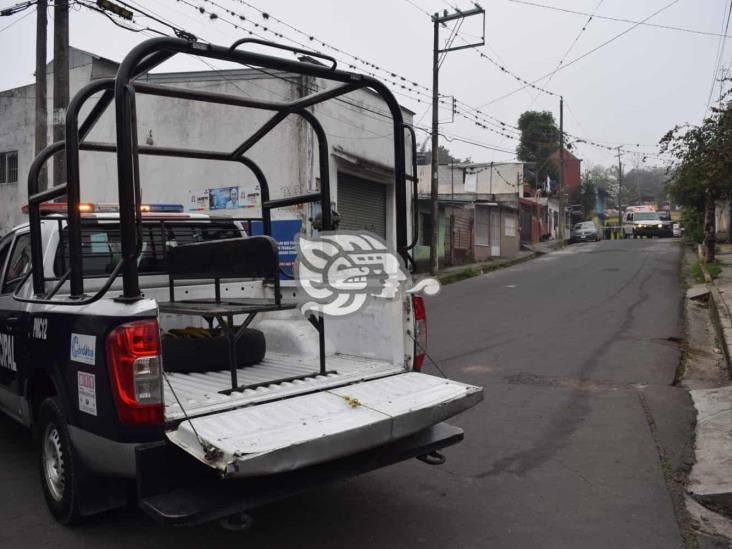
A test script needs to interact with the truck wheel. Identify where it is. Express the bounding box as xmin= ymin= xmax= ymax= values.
xmin=37 ymin=397 xmax=82 ymax=525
